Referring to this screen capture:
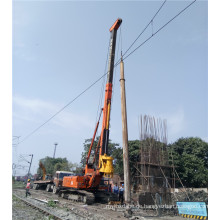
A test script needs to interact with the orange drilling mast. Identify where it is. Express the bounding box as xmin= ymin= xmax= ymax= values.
xmin=58 ymin=18 xmax=122 ymax=204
